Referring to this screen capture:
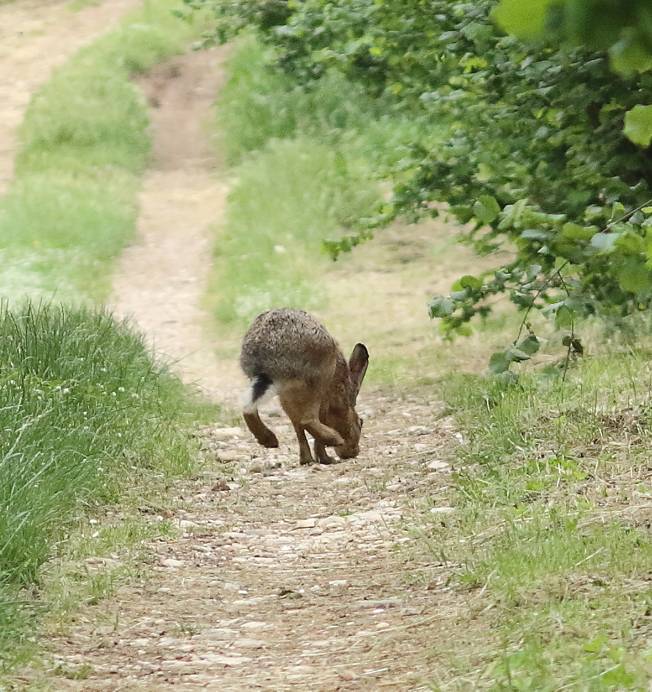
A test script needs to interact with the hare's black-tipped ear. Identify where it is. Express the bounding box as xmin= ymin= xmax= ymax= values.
xmin=349 ymin=343 xmax=369 ymax=395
